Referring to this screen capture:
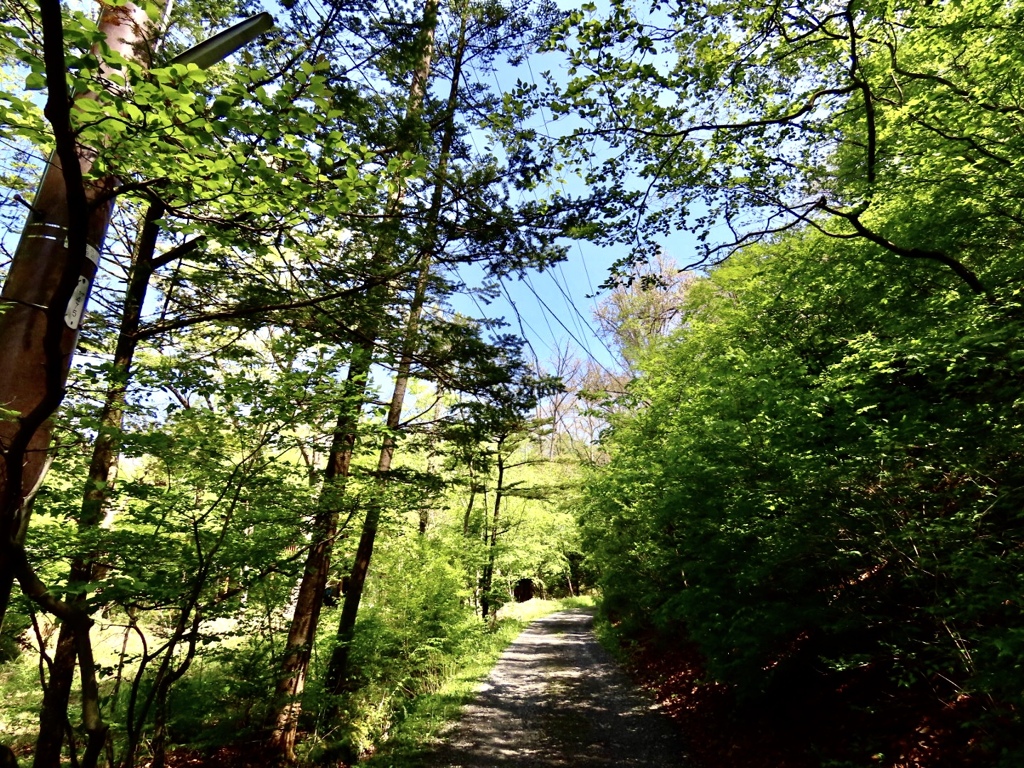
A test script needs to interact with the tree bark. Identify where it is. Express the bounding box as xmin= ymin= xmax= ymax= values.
xmin=0 ymin=4 xmax=161 ymax=765
xmin=266 ymin=356 xmax=365 ymax=762
xmin=0 ymin=0 xmax=158 ymax=631
xmin=480 ymin=438 xmax=506 ymax=620
xmin=462 ymin=475 xmax=477 ymax=537
xmin=265 ymin=1 xmax=442 ymax=758
xmin=34 ymin=199 xmax=165 ymax=768
xmin=323 ymin=268 xmax=429 ymax=696
xmin=325 ymin=7 xmax=467 ymax=696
